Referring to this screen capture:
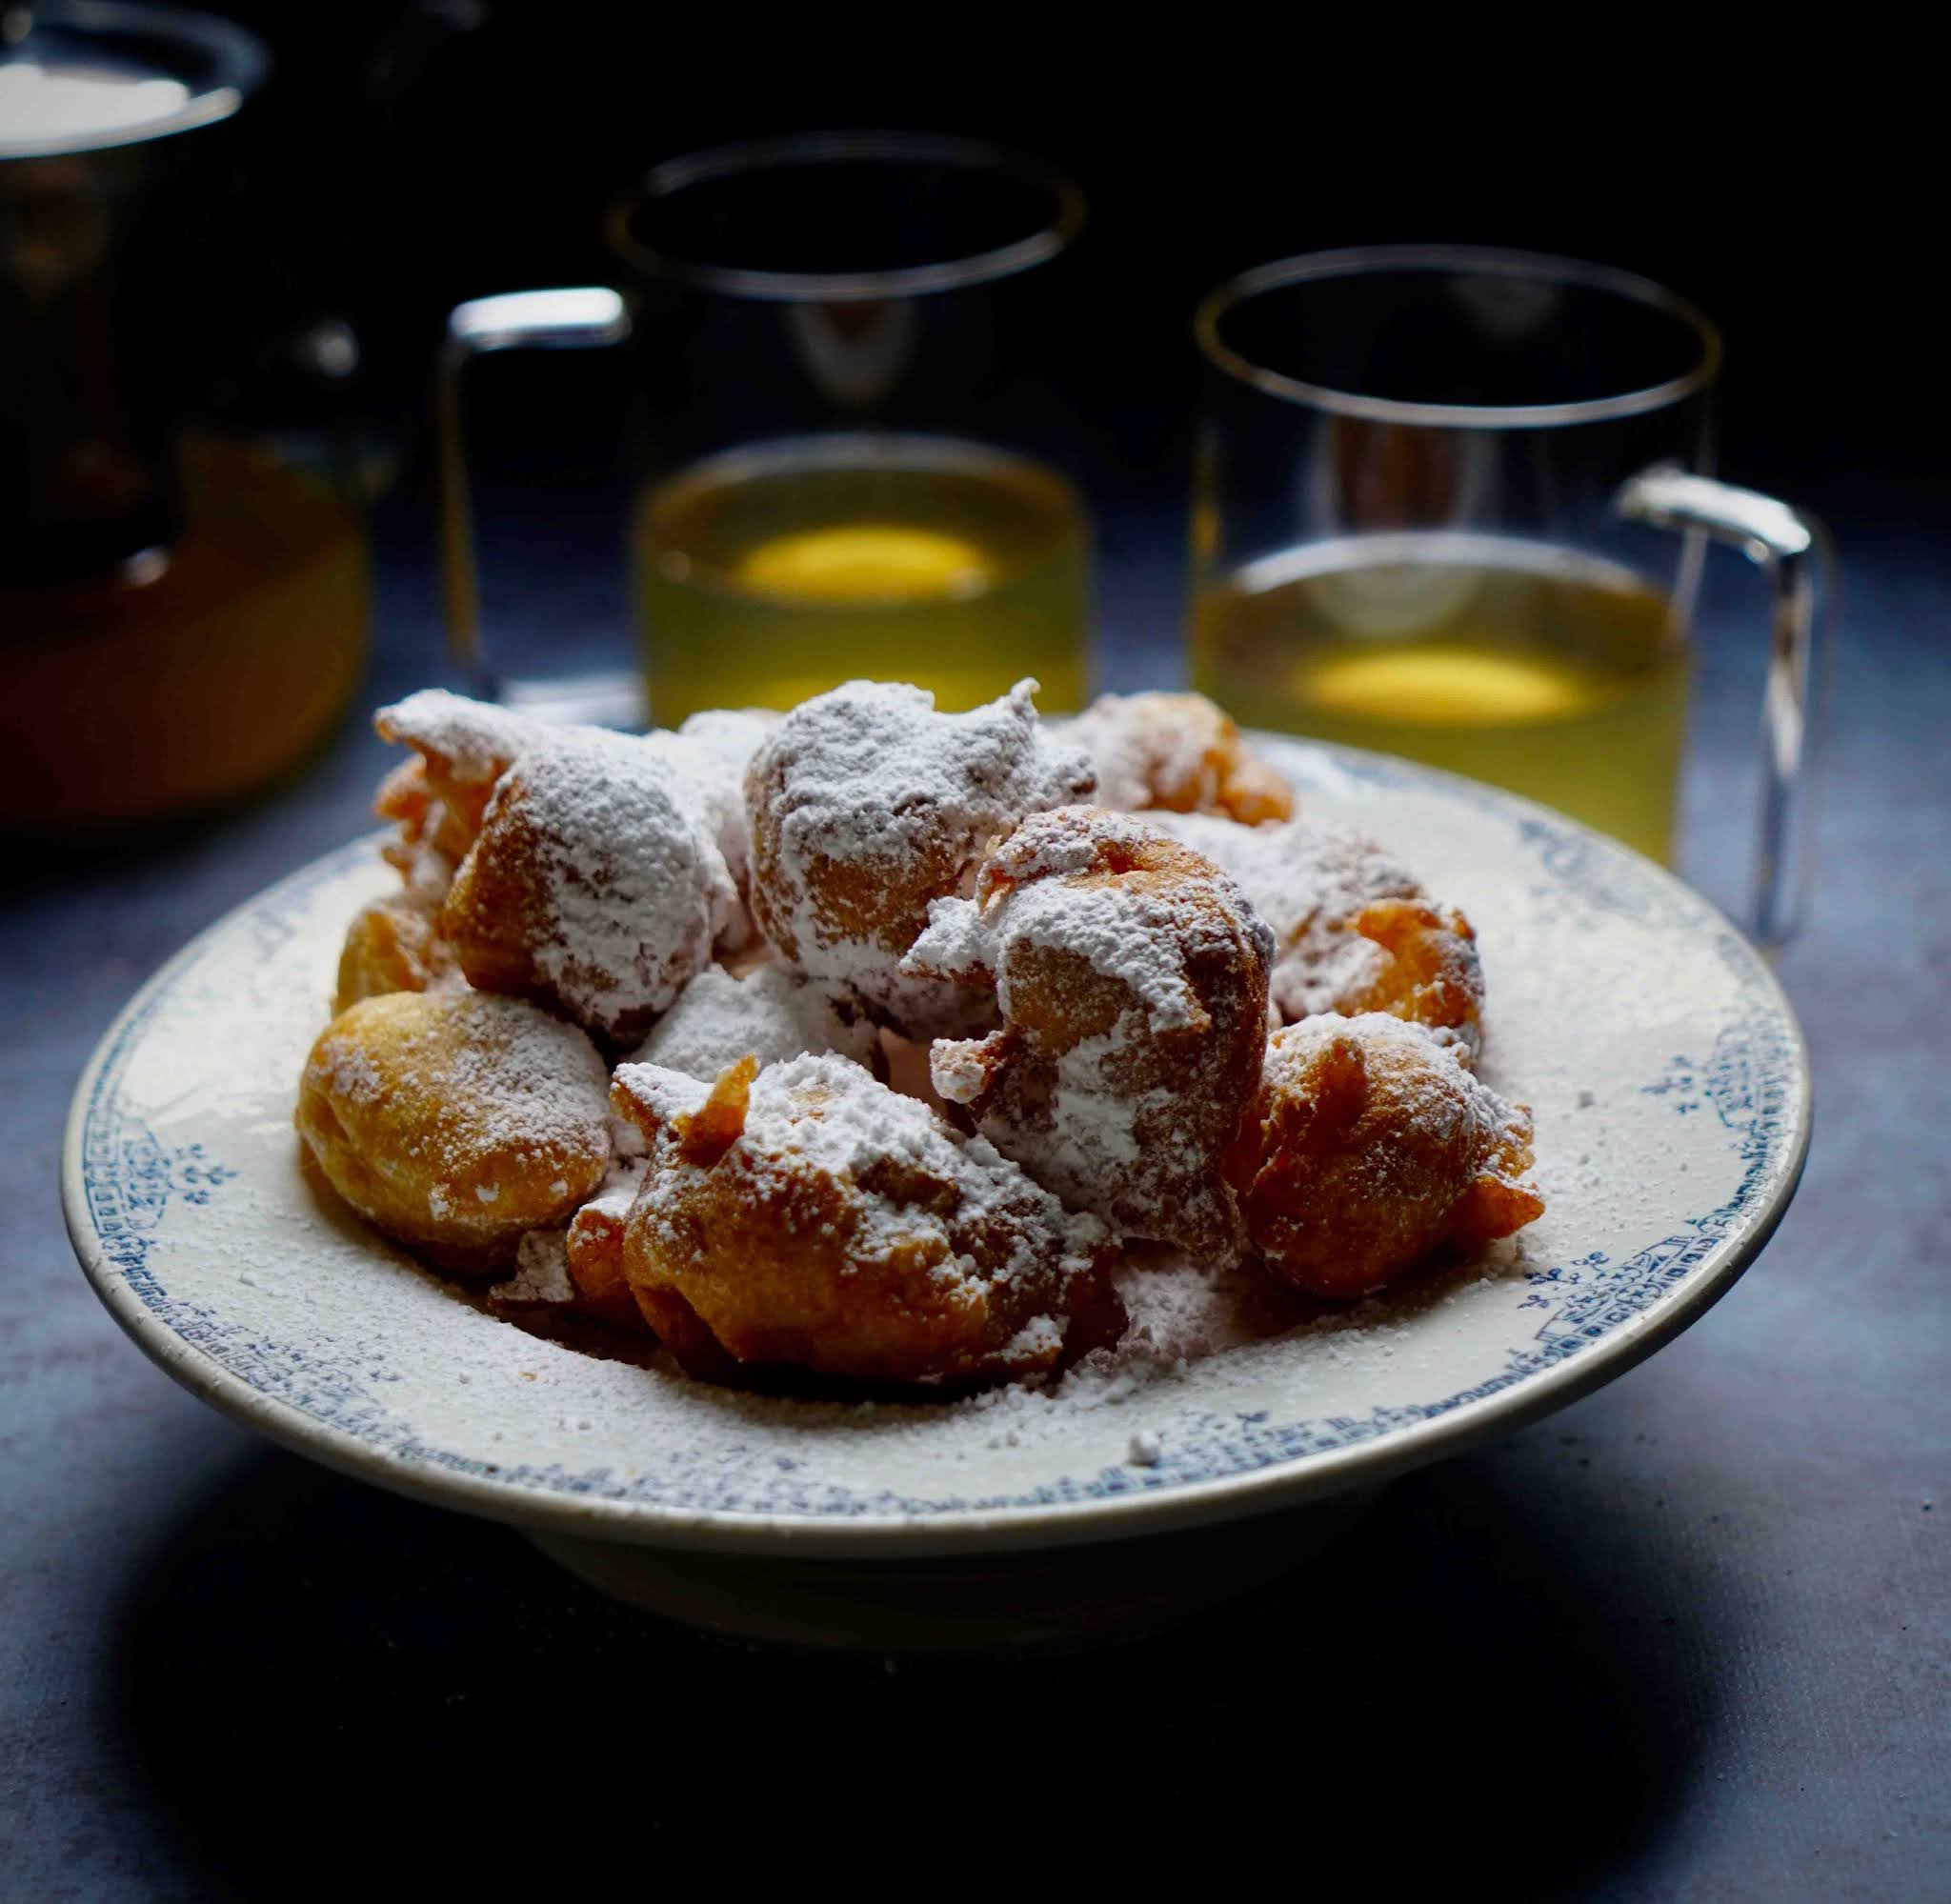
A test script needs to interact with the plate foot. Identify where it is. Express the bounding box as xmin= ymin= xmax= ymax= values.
xmin=525 ymin=1487 xmax=1383 ymax=1653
